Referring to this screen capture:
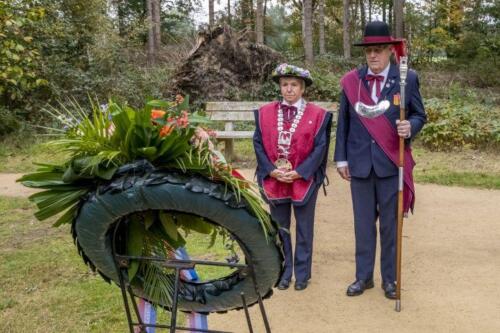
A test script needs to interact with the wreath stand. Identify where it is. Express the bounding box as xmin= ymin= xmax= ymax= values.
xmin=111 ymin=219 xmax=273 ymax=333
